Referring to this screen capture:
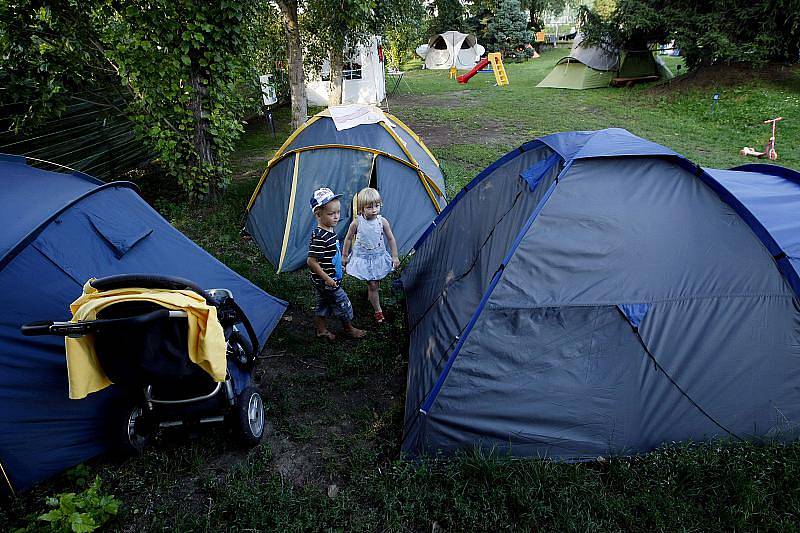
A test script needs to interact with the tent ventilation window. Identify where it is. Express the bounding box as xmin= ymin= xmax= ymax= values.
xmin=343 ymin=62 xmax=362 ymax=80
xmin=343 ymin=48 xmax=362 ymax=80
